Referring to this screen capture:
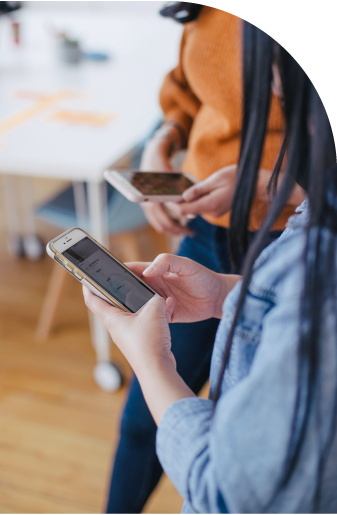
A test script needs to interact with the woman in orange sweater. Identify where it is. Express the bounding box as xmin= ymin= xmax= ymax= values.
xmin=106 ymin=4 xmax=304 ymax=513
